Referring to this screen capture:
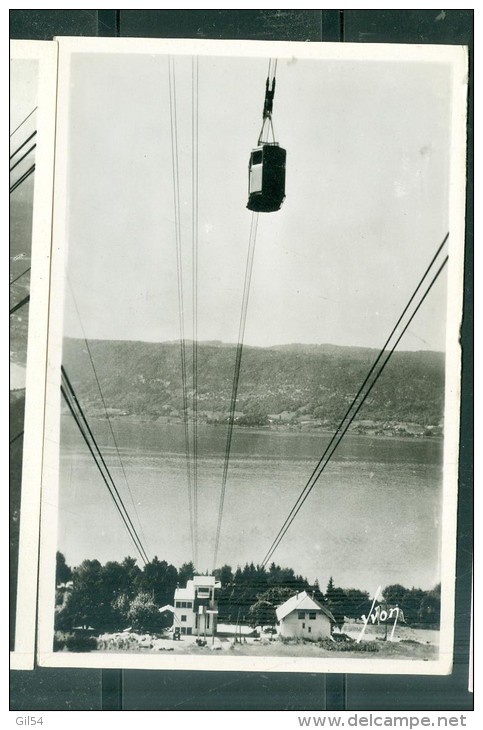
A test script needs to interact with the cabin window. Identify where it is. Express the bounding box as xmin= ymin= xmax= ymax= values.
xmin=181 ymin=615 xmax=187 ymax=622
xmin=298 ymin=611 xmax=305 ymax=620
xmin=251 ymin=149 xmax=263 ymax=165
xmin=309 ymin=612 xmax=316 ymax=620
